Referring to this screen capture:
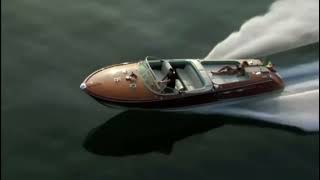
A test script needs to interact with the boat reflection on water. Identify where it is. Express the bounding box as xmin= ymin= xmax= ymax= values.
xmin=83 ymin=111 xmax=224 ymax=156
xmin=83 ymin=111 xmax=312 ymax=156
